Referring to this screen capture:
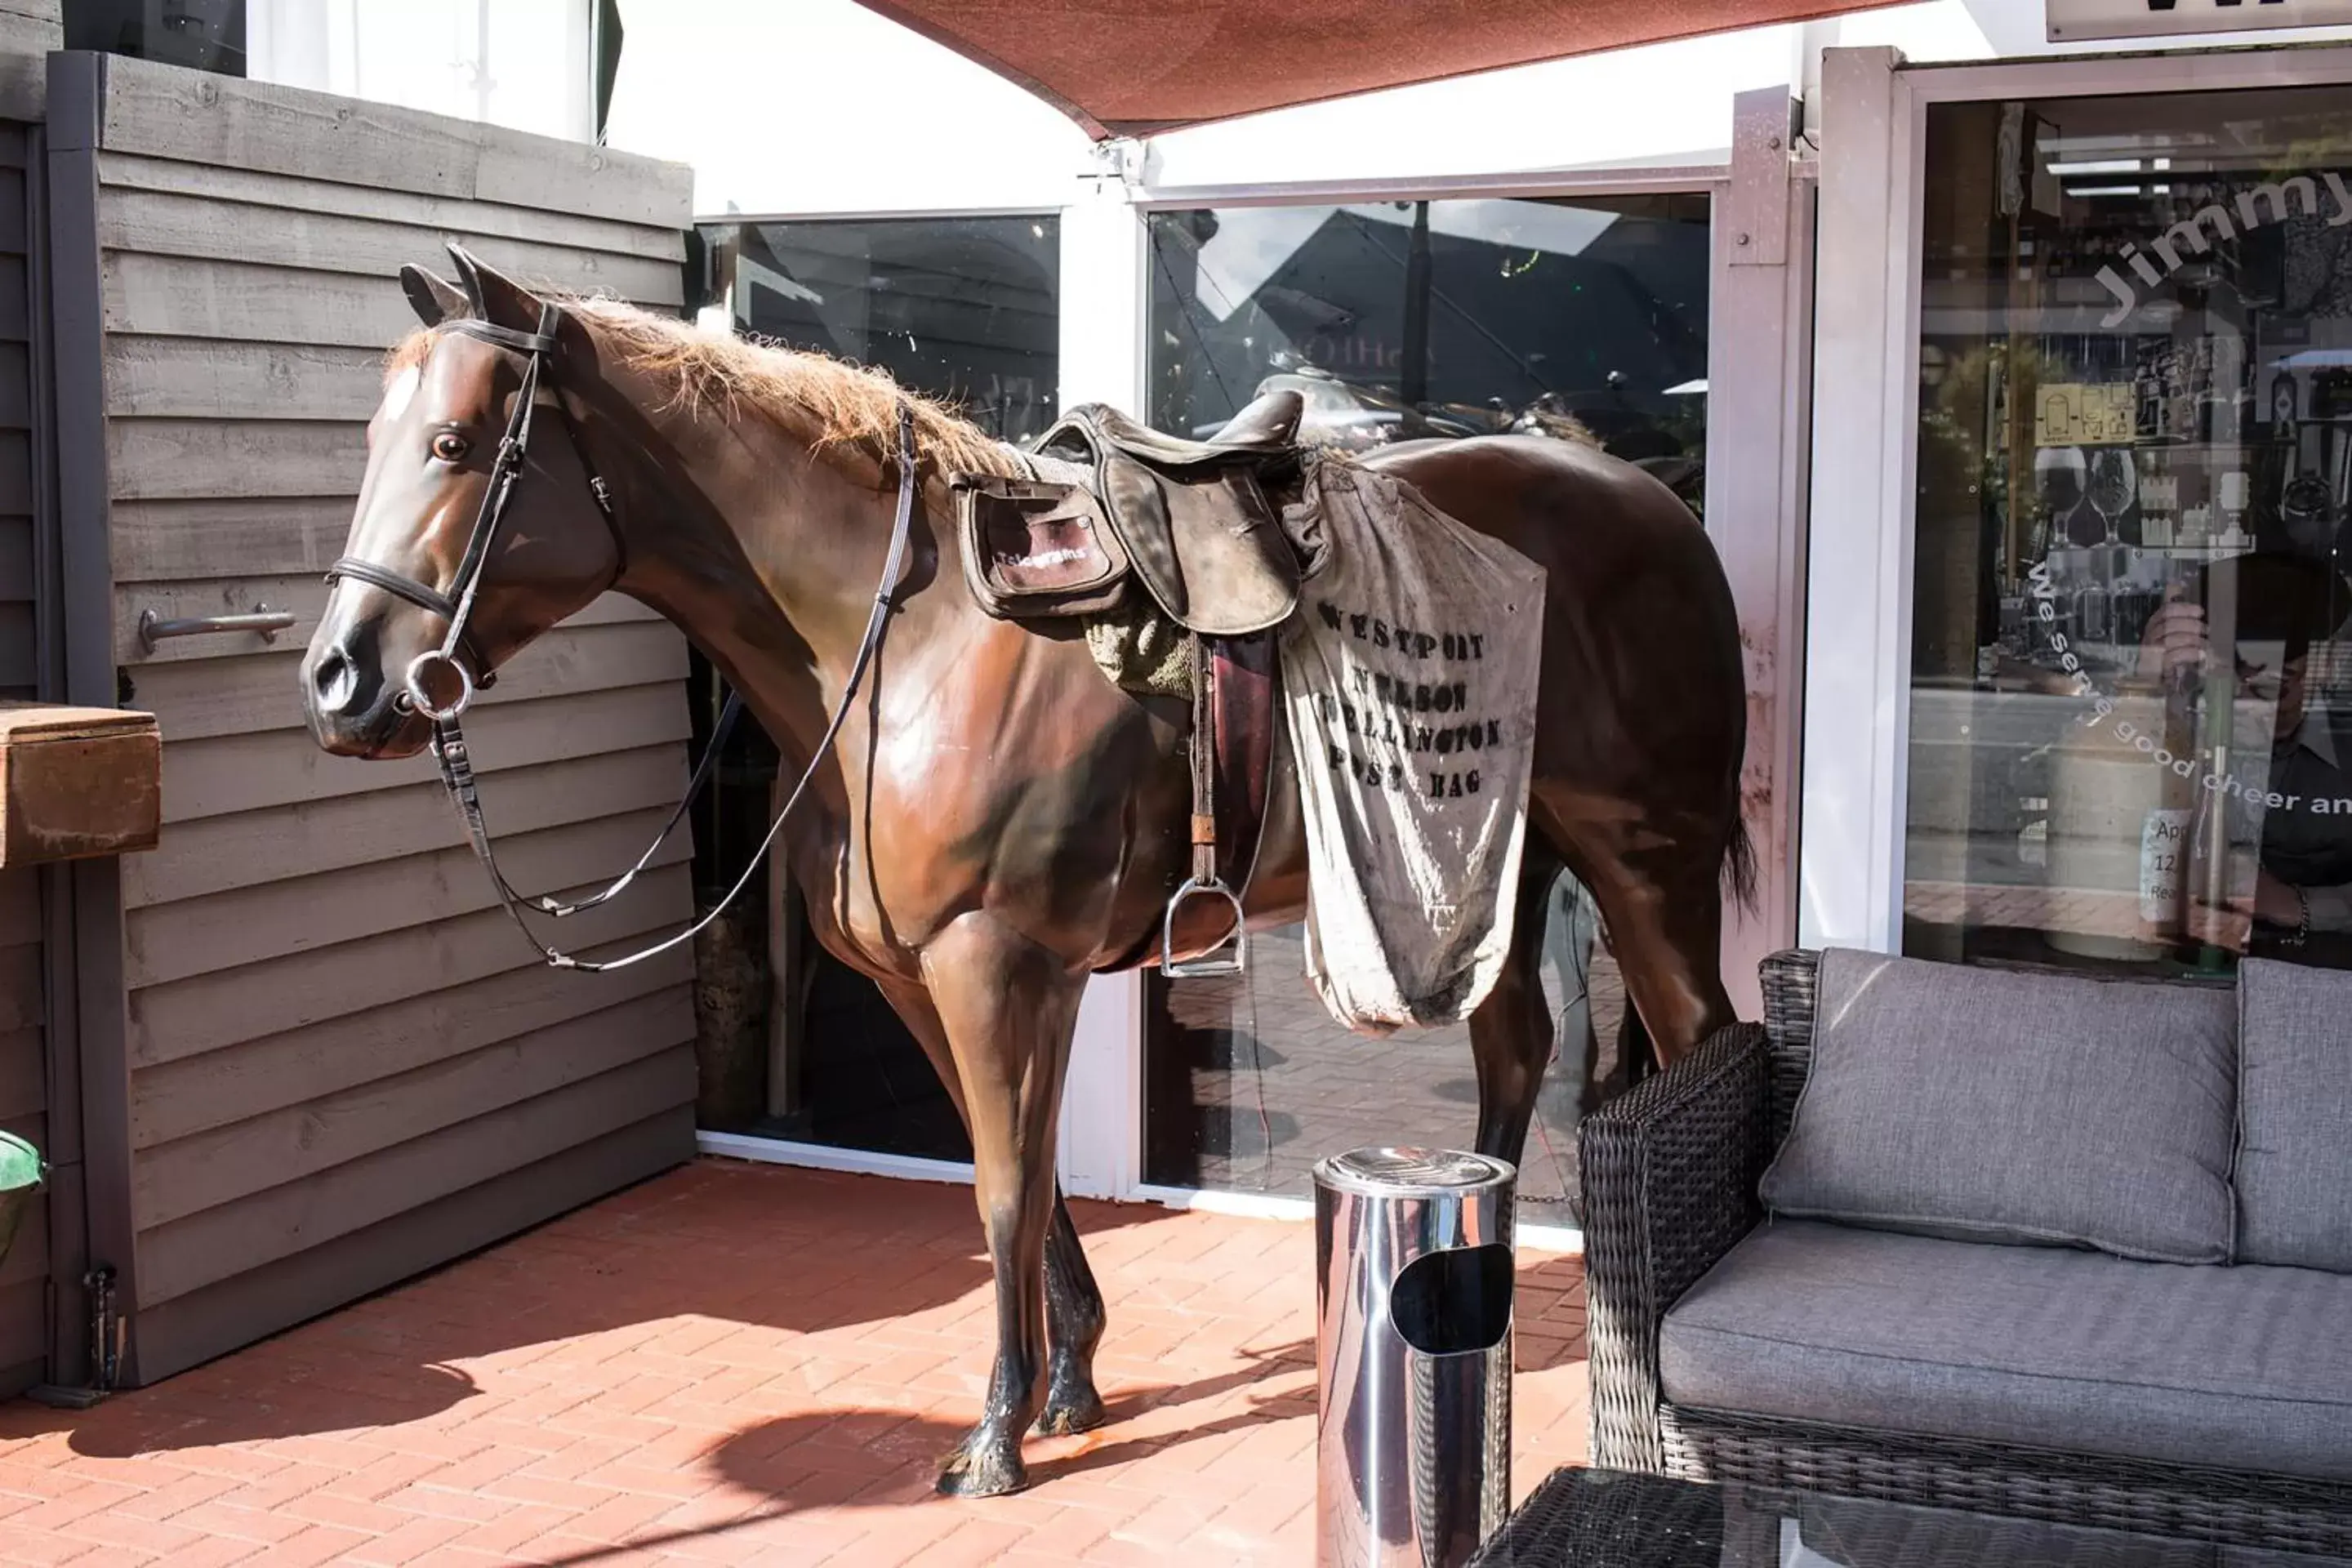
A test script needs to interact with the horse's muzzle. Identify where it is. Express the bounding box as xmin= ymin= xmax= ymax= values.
xmin=301 ymin=628 xmax=427 ymax=758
